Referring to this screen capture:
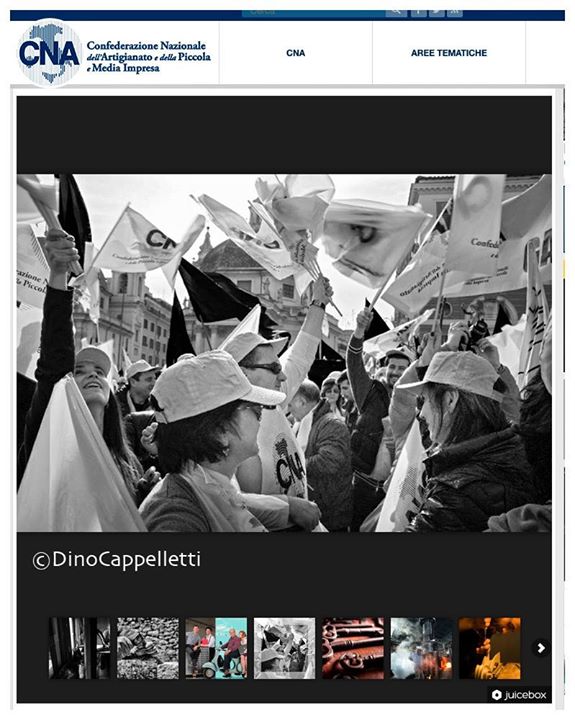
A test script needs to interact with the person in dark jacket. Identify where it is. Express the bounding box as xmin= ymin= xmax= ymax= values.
xmin=346 ymin=308 xmax=411 ymax=530
xmin=289 ymin=380 xmax=353 ymax=531
xmin=115 ymin=360 xmax=159 ymax=417
xmin=17 ymin=229 xmax=151 ymax=505
xmin=397 ymin=350 xmax=539 ymax=532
